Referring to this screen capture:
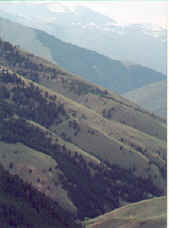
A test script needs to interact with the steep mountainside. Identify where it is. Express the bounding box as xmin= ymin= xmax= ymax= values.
xmin=124 ymin=80 xmax=167 ymax=119
xmin=0 ymin=164 xmax=82 ymax=228
xmin=0 ymin=65 xmax=165 ymax=221
xmin=0 ymin=38 xmax=166 ymax=225
xmin=0 ymin=38 xmax=166 ymax=140
xmin=0 ymin=3 xmax=166 ymax=74
xmin=85 ymin=196 xmax=166 ymax=228
xmin=0 ymin=17 xmax=165 ymax=94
